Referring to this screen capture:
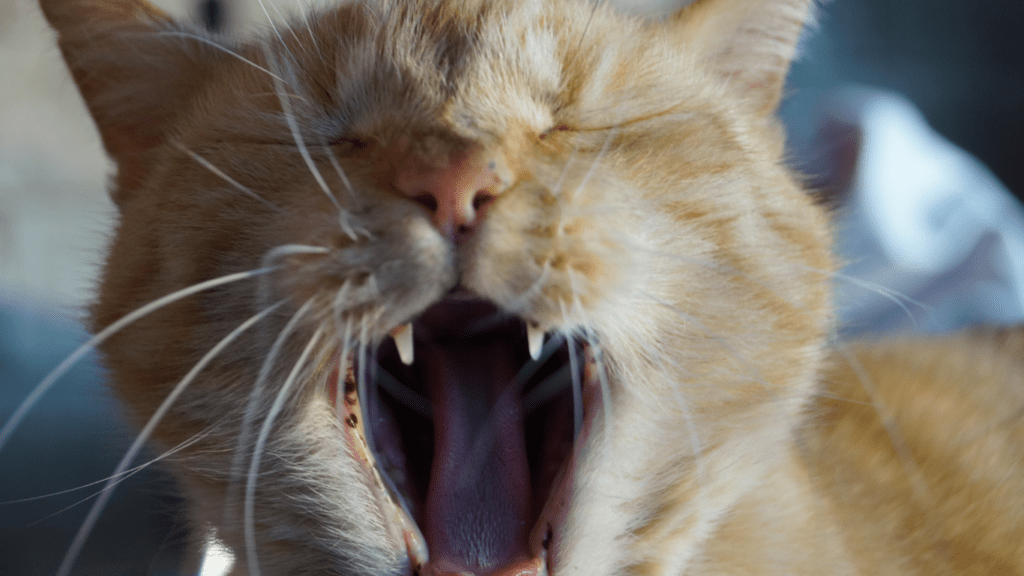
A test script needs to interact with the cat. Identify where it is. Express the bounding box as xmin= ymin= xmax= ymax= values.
xmin=24 ymin=0 xmax=1024 ymax=574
